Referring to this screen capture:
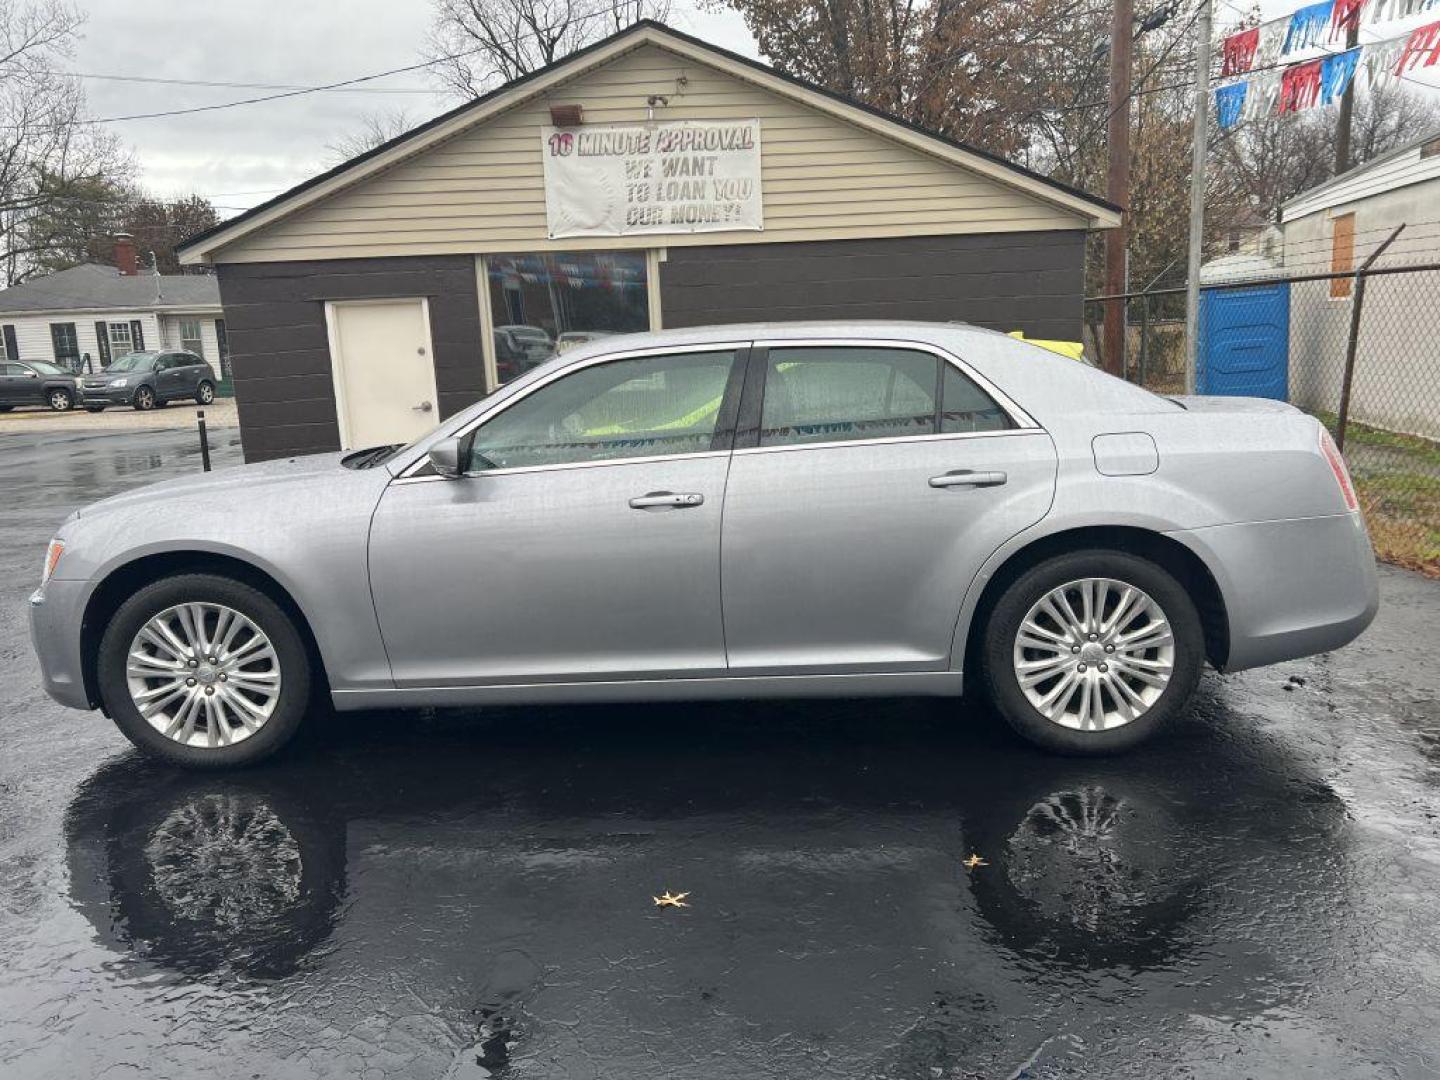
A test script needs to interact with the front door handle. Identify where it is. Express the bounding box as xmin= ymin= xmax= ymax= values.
xmin=929 ymin=470 xmax=1008 ymax=489
xmin=629 ymin=491 xmax=704 ymax=510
